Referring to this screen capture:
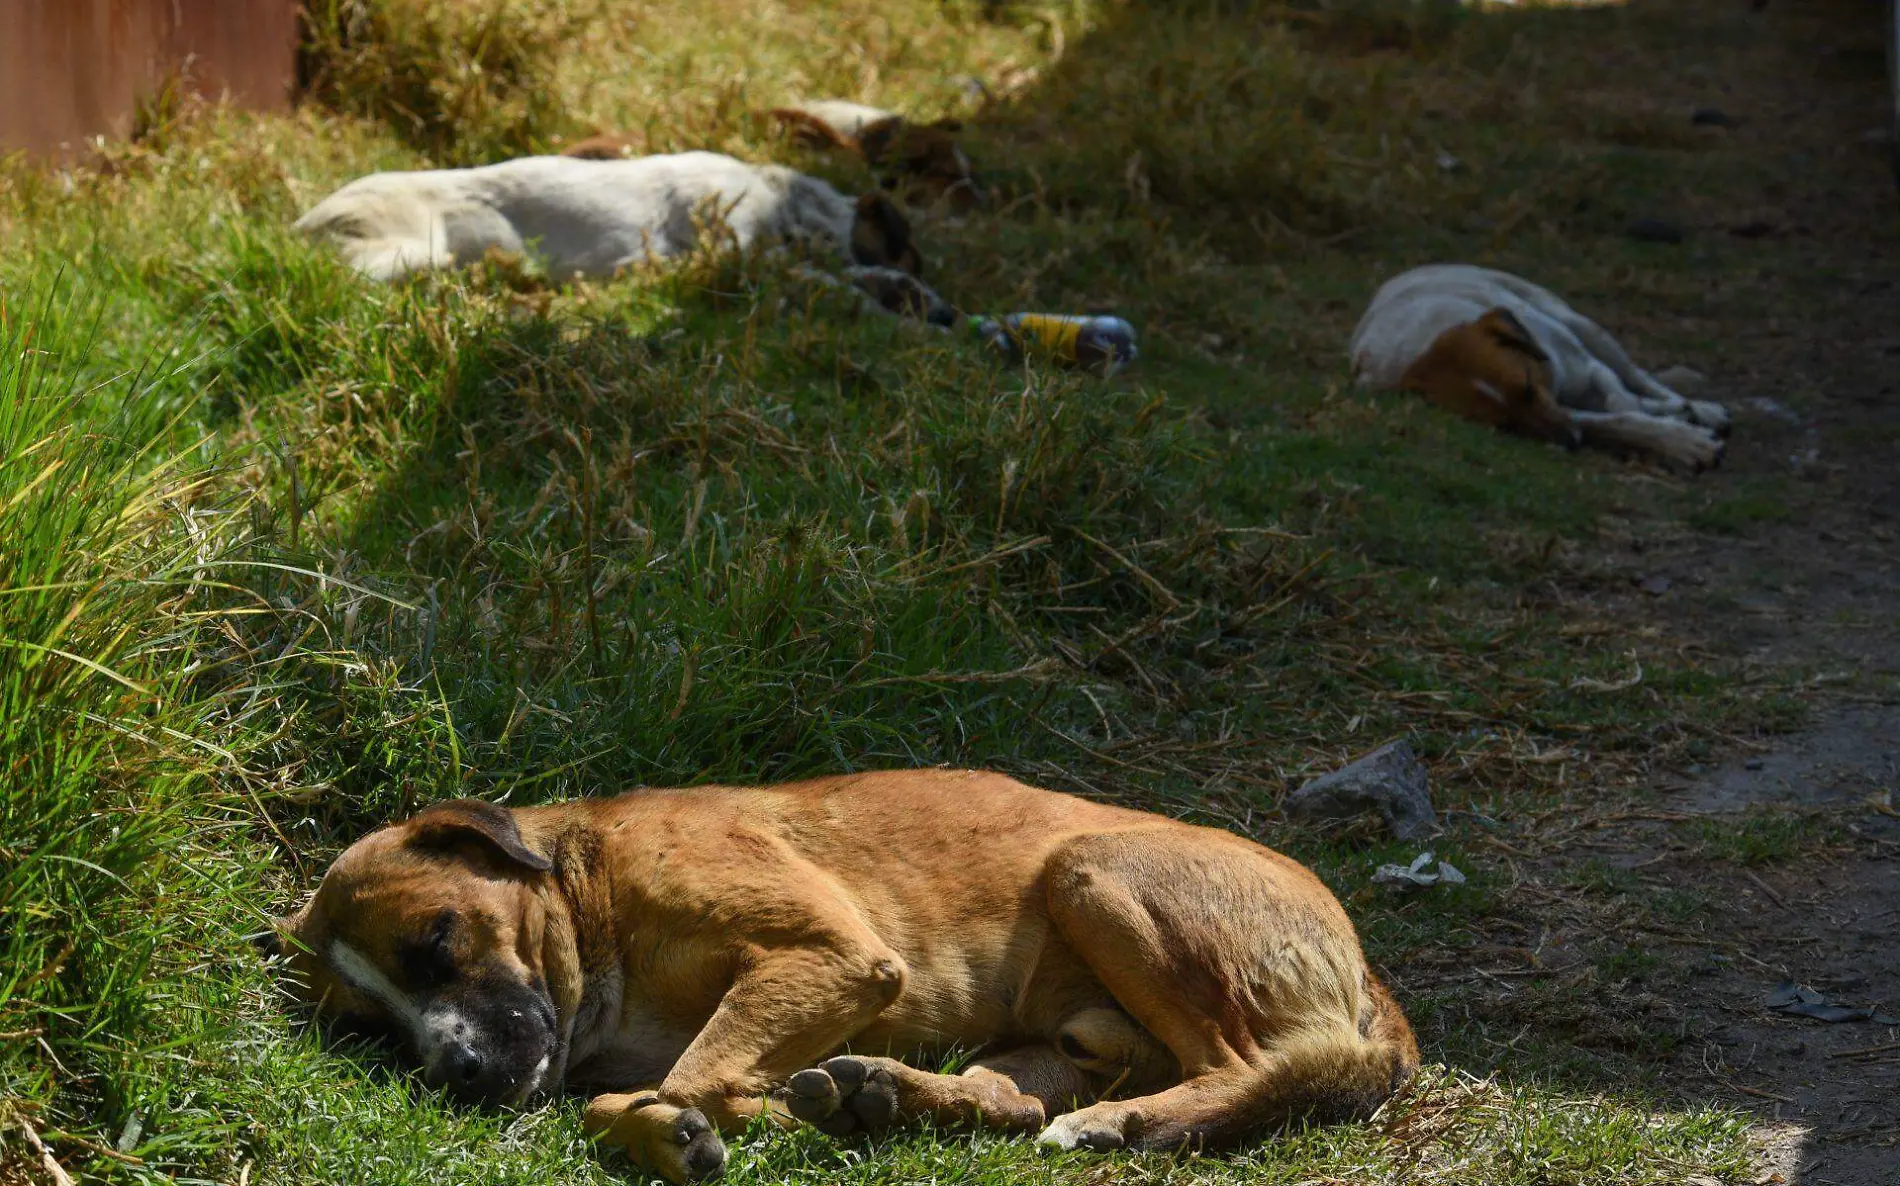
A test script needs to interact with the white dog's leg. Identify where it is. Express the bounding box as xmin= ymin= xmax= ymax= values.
xmin=1581 ymin=359 xmax=1648 ymax=414
xmin=1571 ymin=409 xmax=1724 ymax=472
xmin=1558 ymin=308 xmax=1731 ymax=433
